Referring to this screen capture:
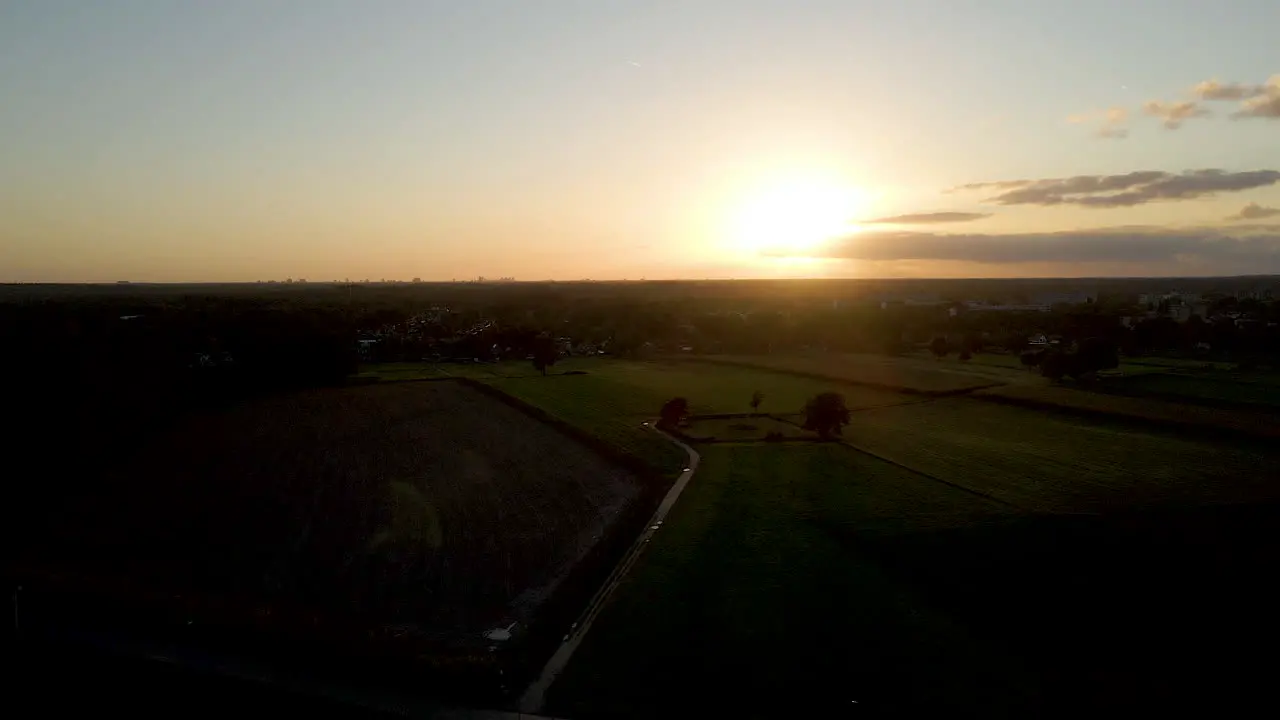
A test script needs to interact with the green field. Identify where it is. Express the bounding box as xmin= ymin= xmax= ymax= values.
xmin=691 ymin=353 xmax=1014 ymax=393
xmin=682 ymin=415 xmax=812 ymax=440
xmin=480 ymin=360 xmax=908 ymax=473
xmin=977 ymin=382 xmax=1280 ymax=439
xmin=485 ymin=360 xmax=908 ymax=415
xmin=1108 ymin=371 xmax=1280 ymax=409
xmin=456 ymin=357 xmax=1280 ymax=714
xmin=545 ymin=444 xmax=1028 ymax=717
xmin=842 ymin=397 xmax=1279 ymax=511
